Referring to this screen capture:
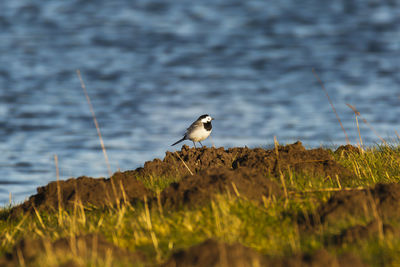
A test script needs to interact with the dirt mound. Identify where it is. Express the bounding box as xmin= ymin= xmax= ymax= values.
xmin=328 ymin=220 xmax=394 ymax=245
xmin=140 ymin=146 xmax=233 ymax=177
xmin=231 ymin=142 xmax=351 ymax=180
xmin=161 ymin=167 xmax=281 ymax=207
xmin=11 ymin=171 xmax=152 ymax=216
xmin=10 ymin=141 xmax=353 ymax=215
xmin=141 ymin=141 xmax=352 ymax=181
xmin=162 ymin=239 xmax=366 ymax=267
xmin=304 ymin=183 xmax=400 ymax=227
xmin=158 ymin=142 xmax=351 ymax=208
xmin=334 ymin=144 xmax=361 ymax=158
xmin=1 ymin=234 xmax=145 ymax=267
